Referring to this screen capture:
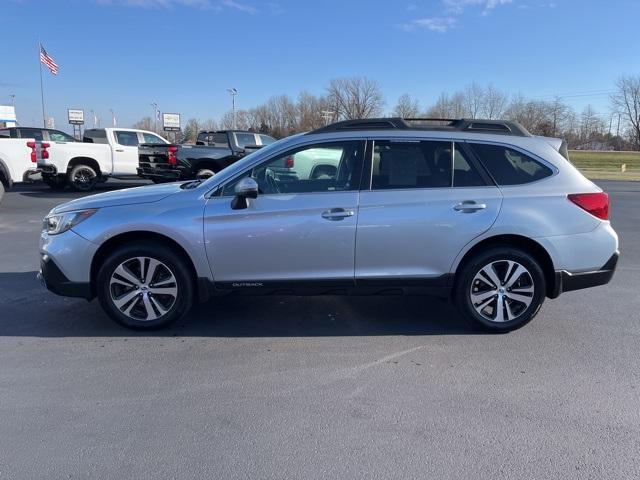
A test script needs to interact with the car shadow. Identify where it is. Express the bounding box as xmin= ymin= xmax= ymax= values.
xmin=0 ymin=272 xmax=479 ymax=338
